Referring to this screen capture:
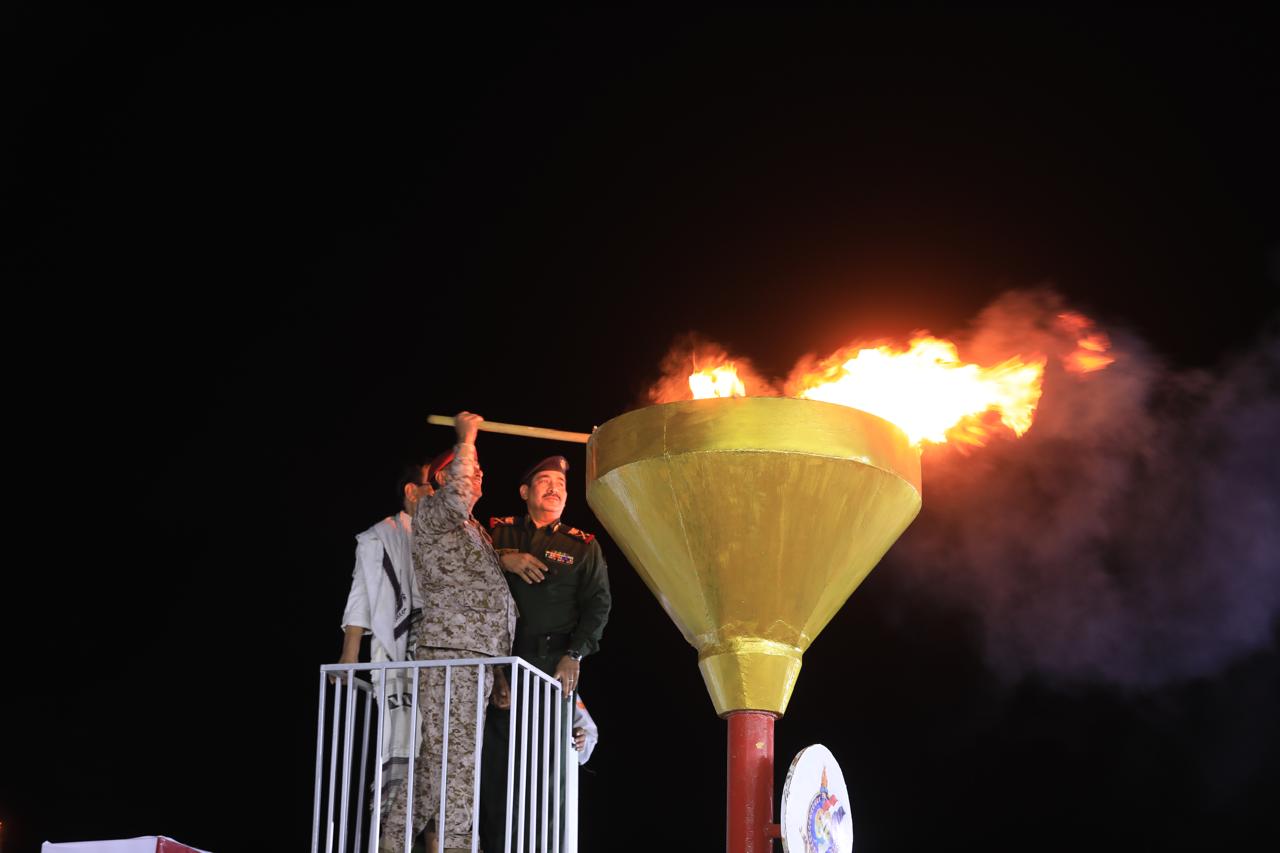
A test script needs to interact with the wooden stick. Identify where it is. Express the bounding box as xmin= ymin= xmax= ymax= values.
xmin=427 ymin=414 xmax=591 ymax=444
